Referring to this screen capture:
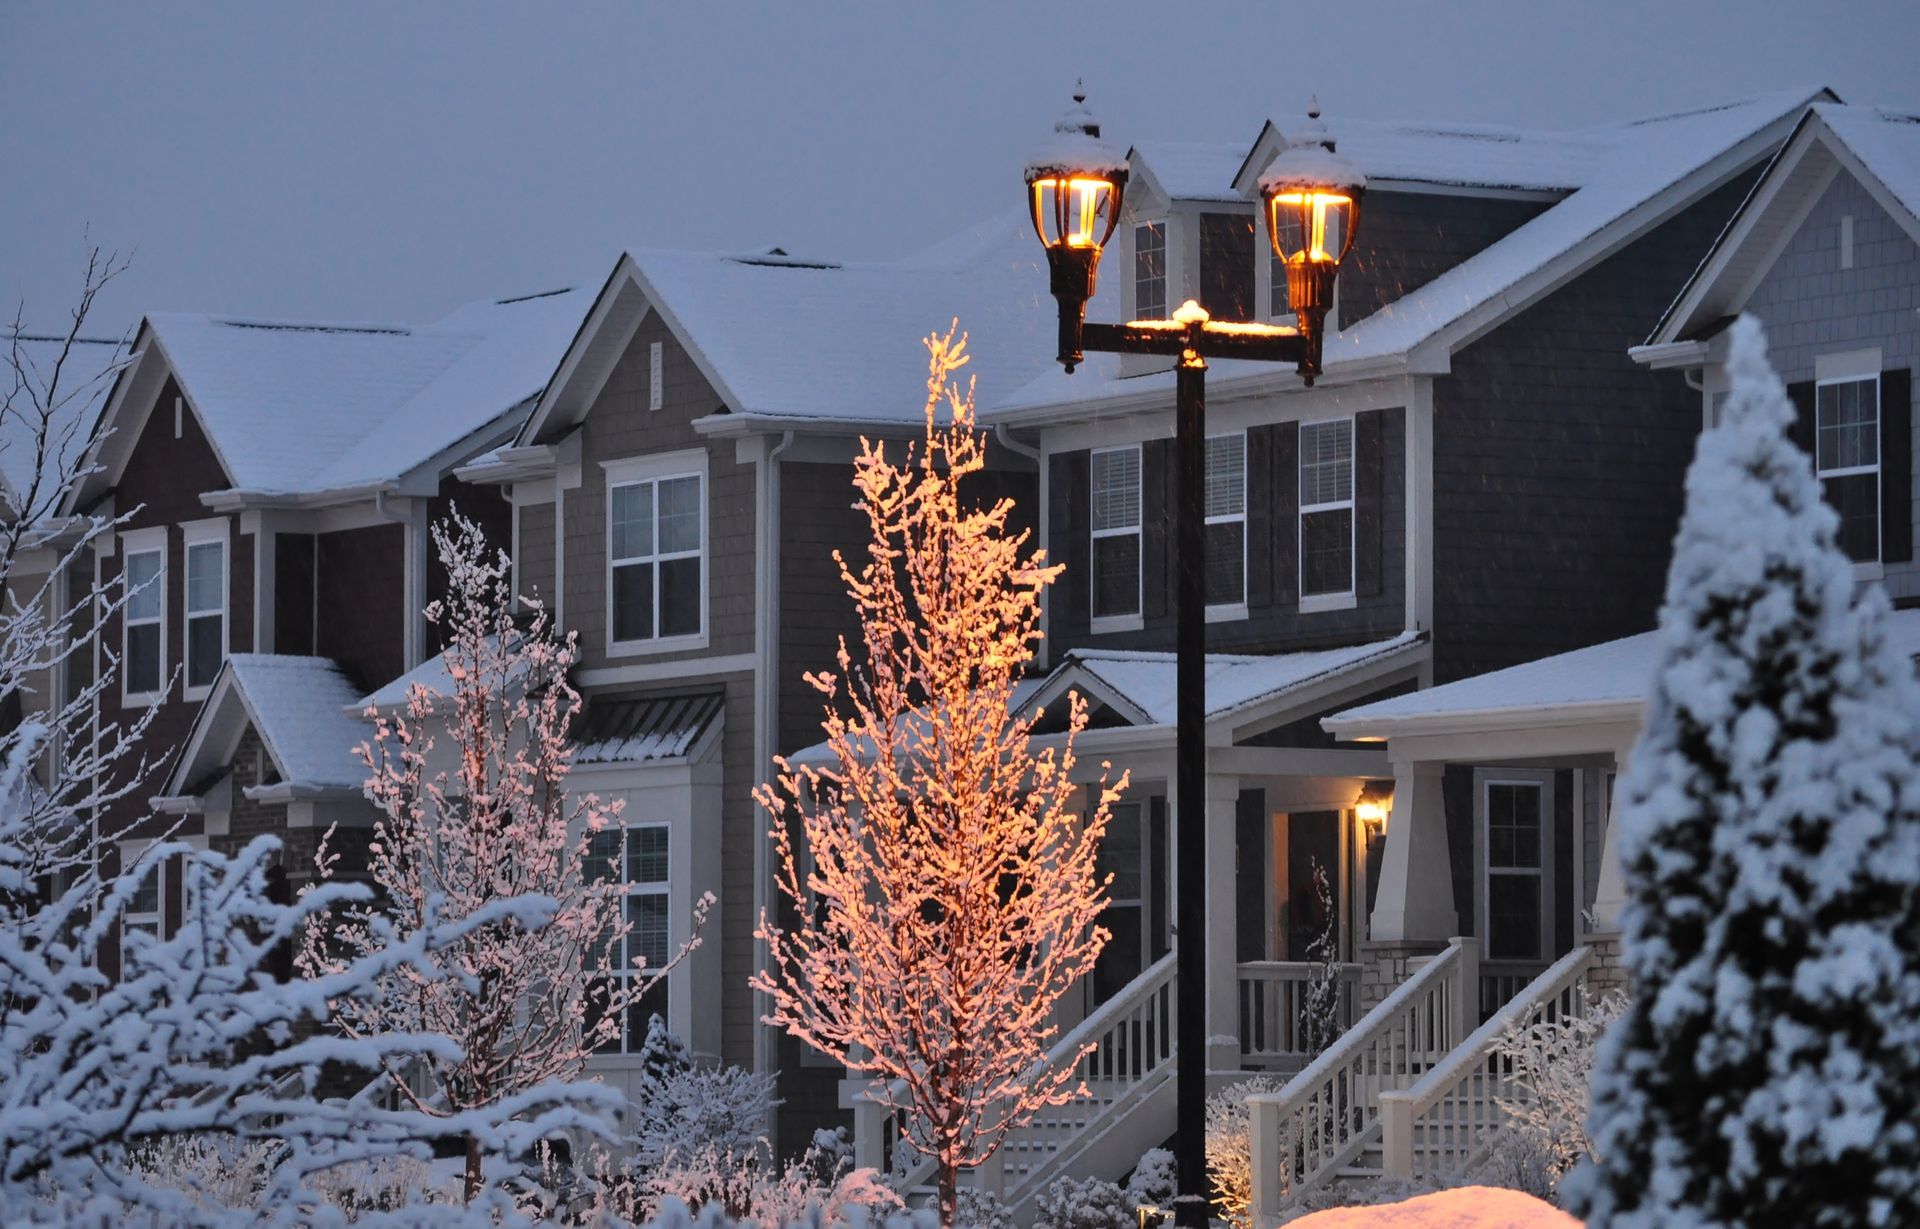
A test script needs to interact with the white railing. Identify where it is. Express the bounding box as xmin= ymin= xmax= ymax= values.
xmin=1236 ymin=961 xmax=1363 ymax=1068
xmin=1249 ymin=937 xmax=1477 ymax=1224
xmin=1478 ymin=959 xmax=1548 ymax=1021
xmin=1379 ymin=945 xmax=1593 ymax=1182
xmin=852 ymin=953 xmax=1178 ymax=1200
